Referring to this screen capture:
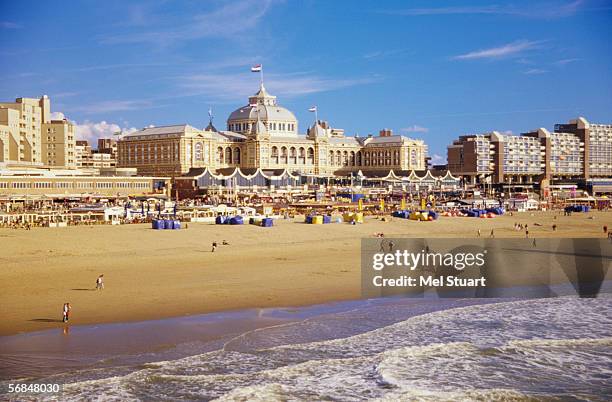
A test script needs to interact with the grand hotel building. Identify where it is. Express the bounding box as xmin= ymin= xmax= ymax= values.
xmin=117 ymin=84 xmax=428 ymax=177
